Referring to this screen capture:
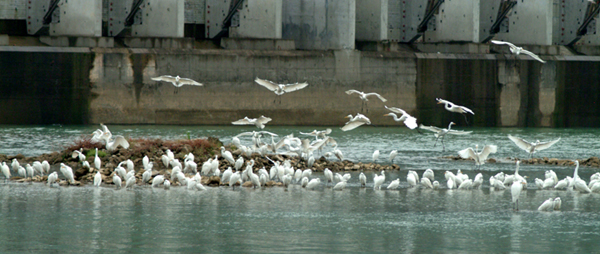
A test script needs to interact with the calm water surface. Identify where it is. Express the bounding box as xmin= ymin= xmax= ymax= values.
xmin=1 ymin=125 xmax=600 ymax=253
